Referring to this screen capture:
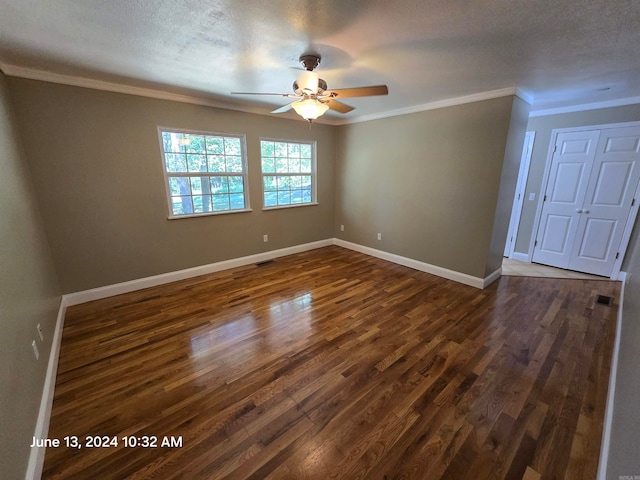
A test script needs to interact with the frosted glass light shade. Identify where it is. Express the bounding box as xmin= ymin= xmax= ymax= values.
xmin=292 ymin=99 xmax=329 ymax=121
